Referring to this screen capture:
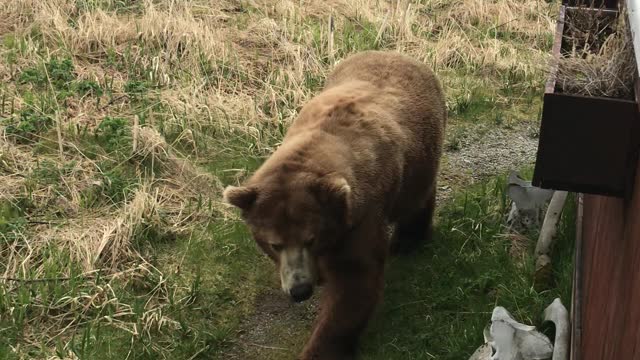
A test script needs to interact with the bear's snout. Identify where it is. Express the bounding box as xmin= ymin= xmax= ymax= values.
xmin=290 ymin=283 xmax=313 ymax=302
xmin=279 ymin=246 xmax=317 ymax=302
